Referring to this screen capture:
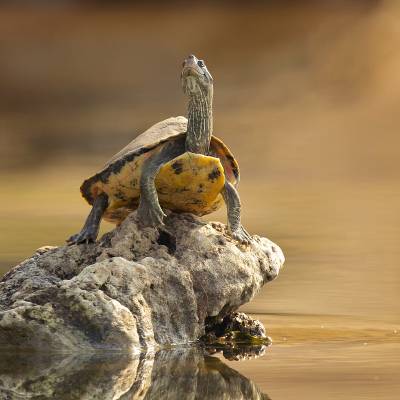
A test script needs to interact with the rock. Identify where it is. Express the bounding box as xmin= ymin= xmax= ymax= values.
xmin=205 ymin=311 xmax=269 ymax=339
xmin=0 ymin=348 xmax=271 ymax=399
xmin=201 ymin=312 xmax=272 ymax=361
xmin=0 ymin=212 xmax=284 ymax=351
